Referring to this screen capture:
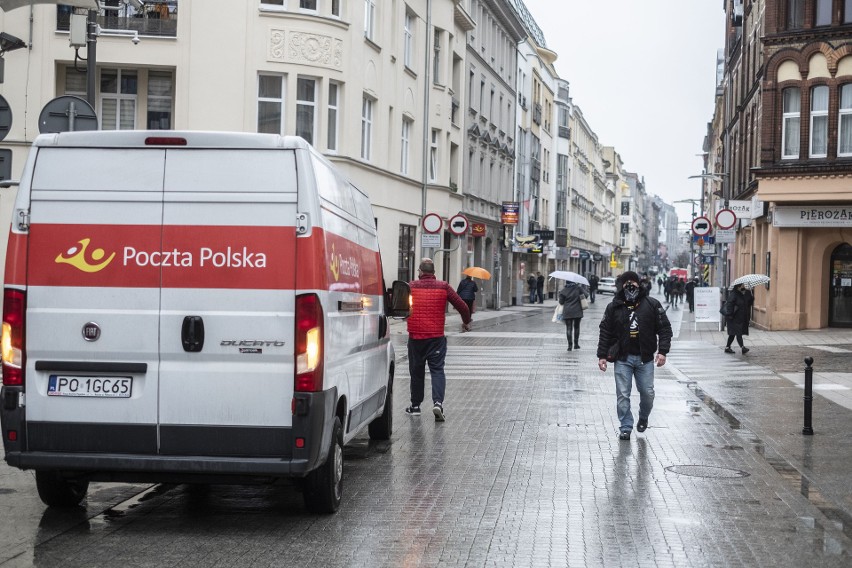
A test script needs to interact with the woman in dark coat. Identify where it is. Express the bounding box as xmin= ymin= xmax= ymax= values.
xmin=456 ymin=275 xmax=478 ymax=314
xmin=558 ymin=282 xmax=587 ymax=351
xmin=724 ymin=284 xmax=754 ymax=353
